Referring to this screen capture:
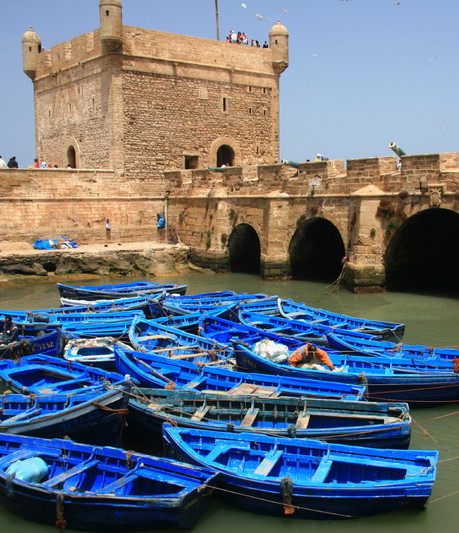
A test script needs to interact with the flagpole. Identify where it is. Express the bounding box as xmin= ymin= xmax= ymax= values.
xmin=215 ymin=0 xmax=220 ymax=41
